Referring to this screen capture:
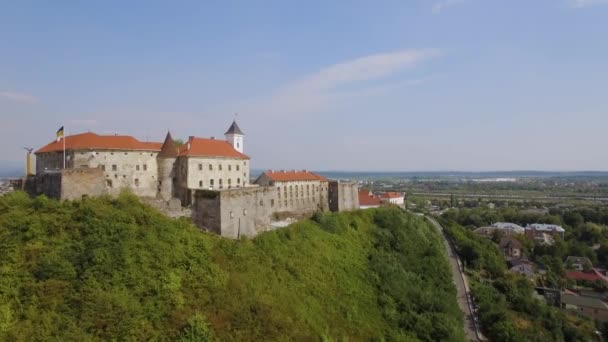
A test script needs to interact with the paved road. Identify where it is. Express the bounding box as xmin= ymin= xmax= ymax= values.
xmin=426 ymin=216 xmax=481 ymax=342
